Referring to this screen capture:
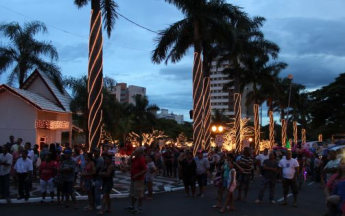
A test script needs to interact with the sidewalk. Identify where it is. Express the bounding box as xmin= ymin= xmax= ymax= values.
xmin=0 ymin=171 xmax=185 ymax=204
